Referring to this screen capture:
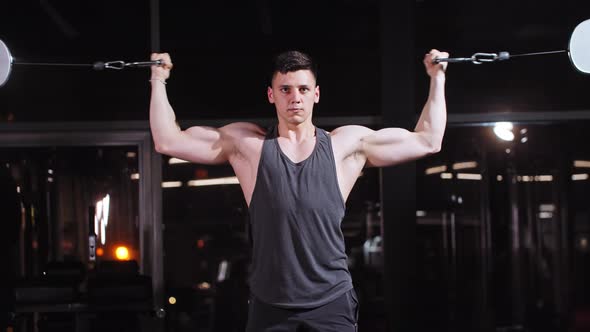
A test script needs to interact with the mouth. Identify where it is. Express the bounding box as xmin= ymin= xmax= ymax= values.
xmin=287 ymin=108 xmax=303 ymax=112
